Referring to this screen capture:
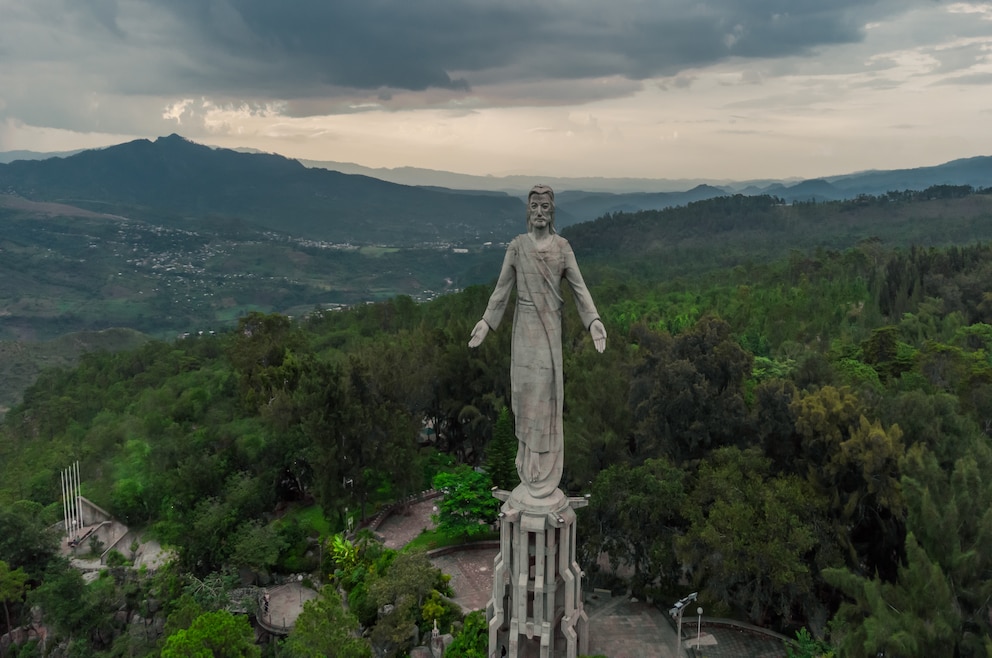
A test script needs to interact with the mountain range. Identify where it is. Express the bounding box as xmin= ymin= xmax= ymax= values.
xmin=0 ymin=135 xmax=523 ymax=246
xmin=298 ymin=154 xmax=992 ymax=223
xmin=306 ymin=153 xmax=992 ymax=224
xmin=2 ymin=137 xmax=989 ymax=233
